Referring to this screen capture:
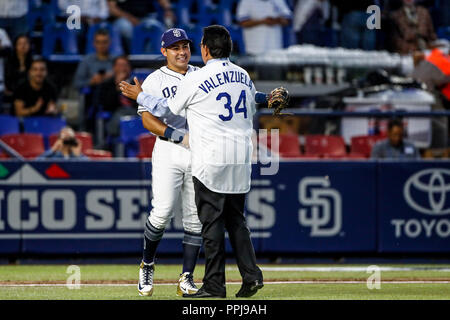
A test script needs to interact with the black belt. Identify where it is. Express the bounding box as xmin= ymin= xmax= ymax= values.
xmin=158 ymin=136 xmax=181 ymax=144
